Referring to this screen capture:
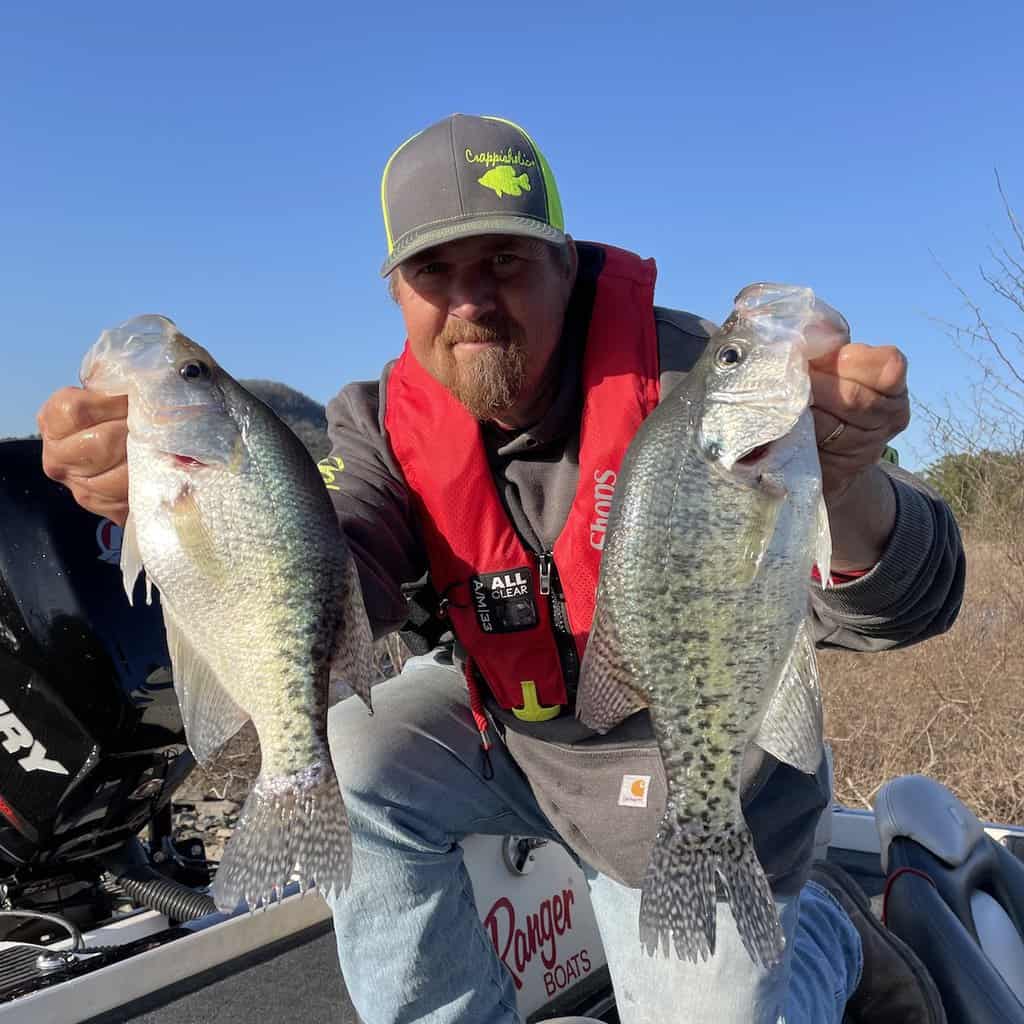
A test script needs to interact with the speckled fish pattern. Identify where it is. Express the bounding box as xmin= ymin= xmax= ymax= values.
xmin=577 ymin=284 xmax=846 ymax=966
xmin=81 ymin=315 xmax=375 ymax=911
